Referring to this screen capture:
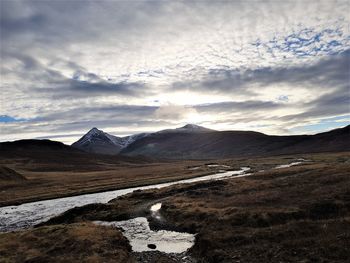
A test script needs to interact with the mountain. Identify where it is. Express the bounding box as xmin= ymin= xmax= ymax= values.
xmin=72 ymin=124 xmax=350 ymax=159
xmin=0 ymin=139 xmax=152 ymax=170
xmin=72 ymin=127 xmax=124 ymax=155
xmin=156 ymin=124 xmax=215 ymax=134
xmin=71 ymin=124 xmax=211 ymax=155
xmin=71 ymin=127 xmax=148 ymax=155
xmin=120 ymin=125 xmax=350 ymax=159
